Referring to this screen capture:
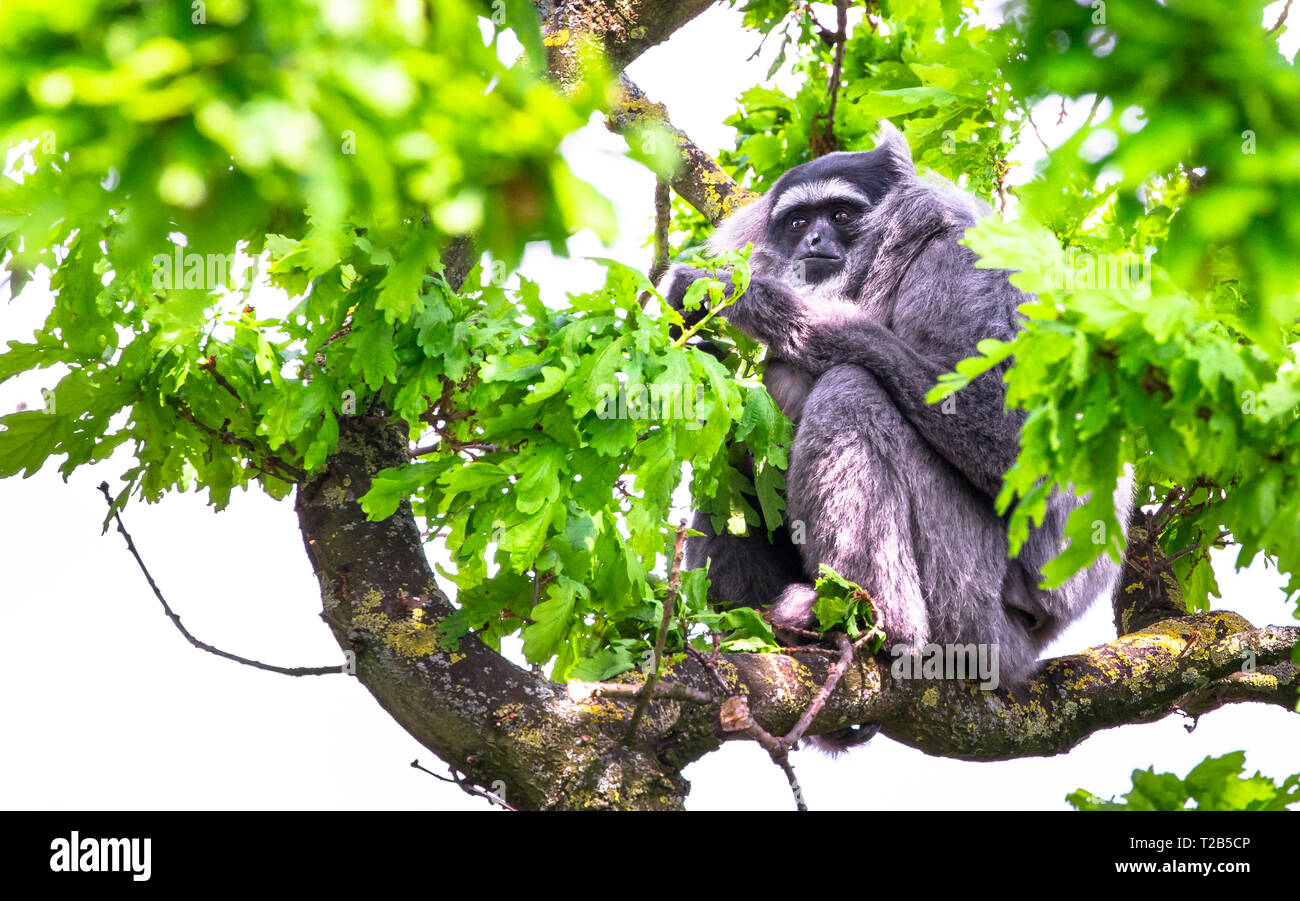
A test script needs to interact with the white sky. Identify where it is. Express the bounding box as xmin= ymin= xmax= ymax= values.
xmin=2 ymin=3 xmax=1298 ymax=811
